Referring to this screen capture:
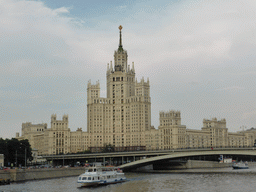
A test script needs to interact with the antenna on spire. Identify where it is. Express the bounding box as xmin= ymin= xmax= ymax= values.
xmin=118 ymin=25 xmax=123 ymax=52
